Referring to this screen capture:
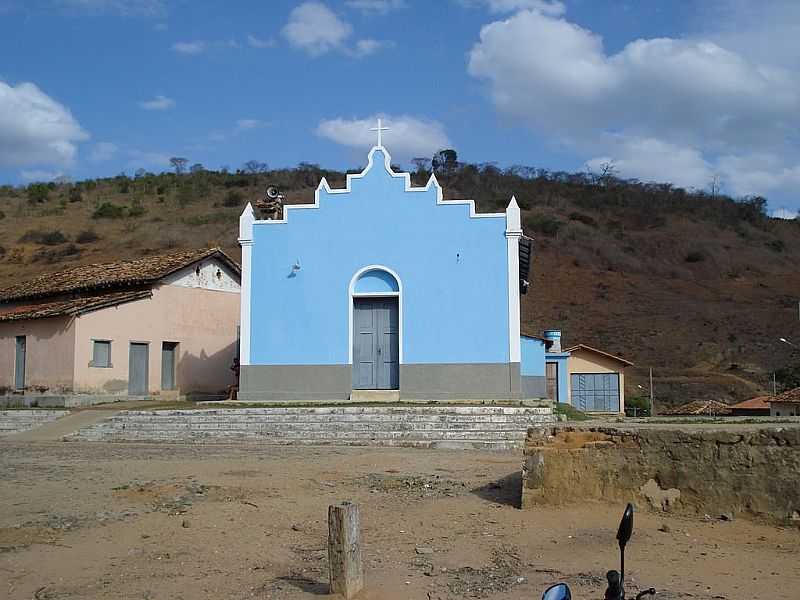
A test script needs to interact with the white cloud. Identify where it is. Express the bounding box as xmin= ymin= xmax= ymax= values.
xmin=485 ymin=0 xmax=564 ymax=15
xmin=456 ymin=0 xmax=564 ymax=15
xmin=281 ymin=2 xmax=392 ymax=58
xmin=283 ymin=2 xmax=352 ymax=56
xmin=247 ymin=34 xmax=275 ymax=49
xmin=138 ymin=94 xmax=175 ymax=110
xmin=172 ymin=40 xmax=206 ymax=55
xmin=771 ymin=207 xmax=799 ymax=220
xmin=701 ymin=0 xmax=800 ymax=70
xmin=88 ymin=141 xmax=118 ymax=162
xmin=467 ymin=7 xmax=800 ymax=201
xmin=21 ymin=169 xmax=65 ymax=182
xmin=206 ymin=119 xmax=269 ymax=144
xmin=127 ymin=149 xmax=171 ymax=169
xmin=0 ymin=80 xmax=89 ymax=167
xmin=345 ymin=0 xmax=406 ymax=14
xmin=716 ymin=153 xmax=800 ymax=198
xmin=55 ymin=0 xmax=166 ymax=16
xmin=586 ymin=137 xmax=713 ymax=190
xmin=235 ymin=119 xmax=268 ymax=131
xmin=171 ymin=38 xmax=242 ymax=55
xmin=316 ymin=114 xmax=451 ymax=162
xmin=349 ymin=38 xmax=394 ymax=58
